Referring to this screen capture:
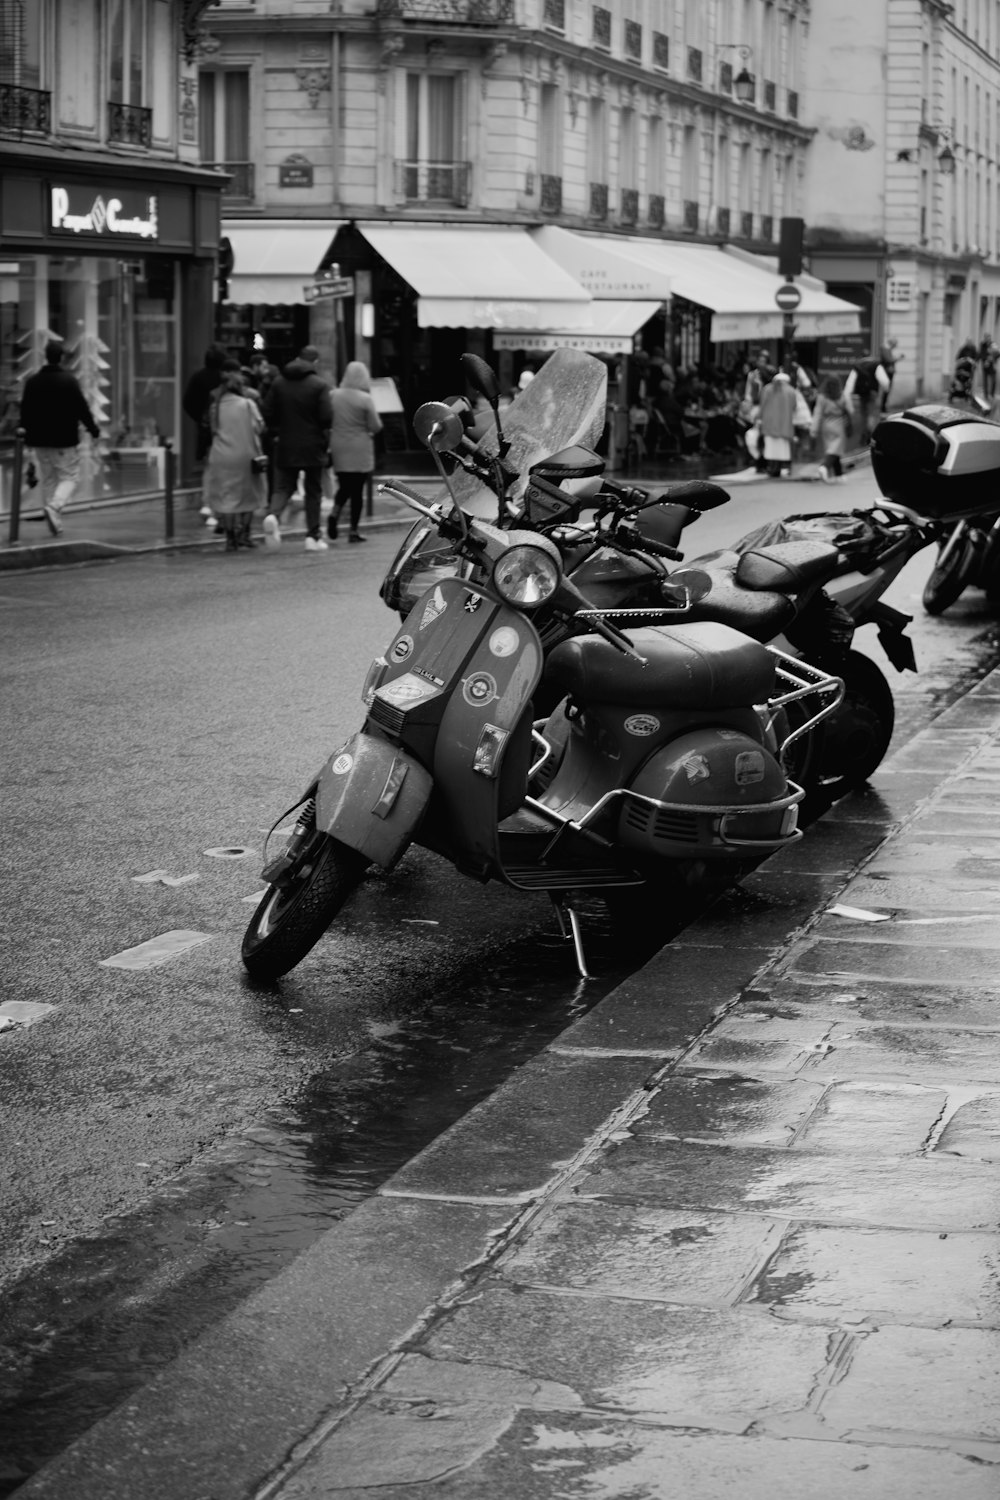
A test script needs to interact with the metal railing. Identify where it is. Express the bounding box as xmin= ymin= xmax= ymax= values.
xmin=395 ymin=159 xmax=471 ymax=206
xmin=207 ymin=161 xmax=255 ymax=201
xmin=108 ymin=100 xmax=152 ymax=147
xmin=375 ymin=0 xmax=515 ymax=19
xmin=589 ymin=182 xmax=609 ymax=220
xmin=0 ymin=84 xmax=50 ymax=135
xmin=647 ymin=193 xmax=664 ymax=228
xmin=540 ymin=173 xmax=562 ymax=213
xmin=620 ymin=187 xmax=638 ymax=225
